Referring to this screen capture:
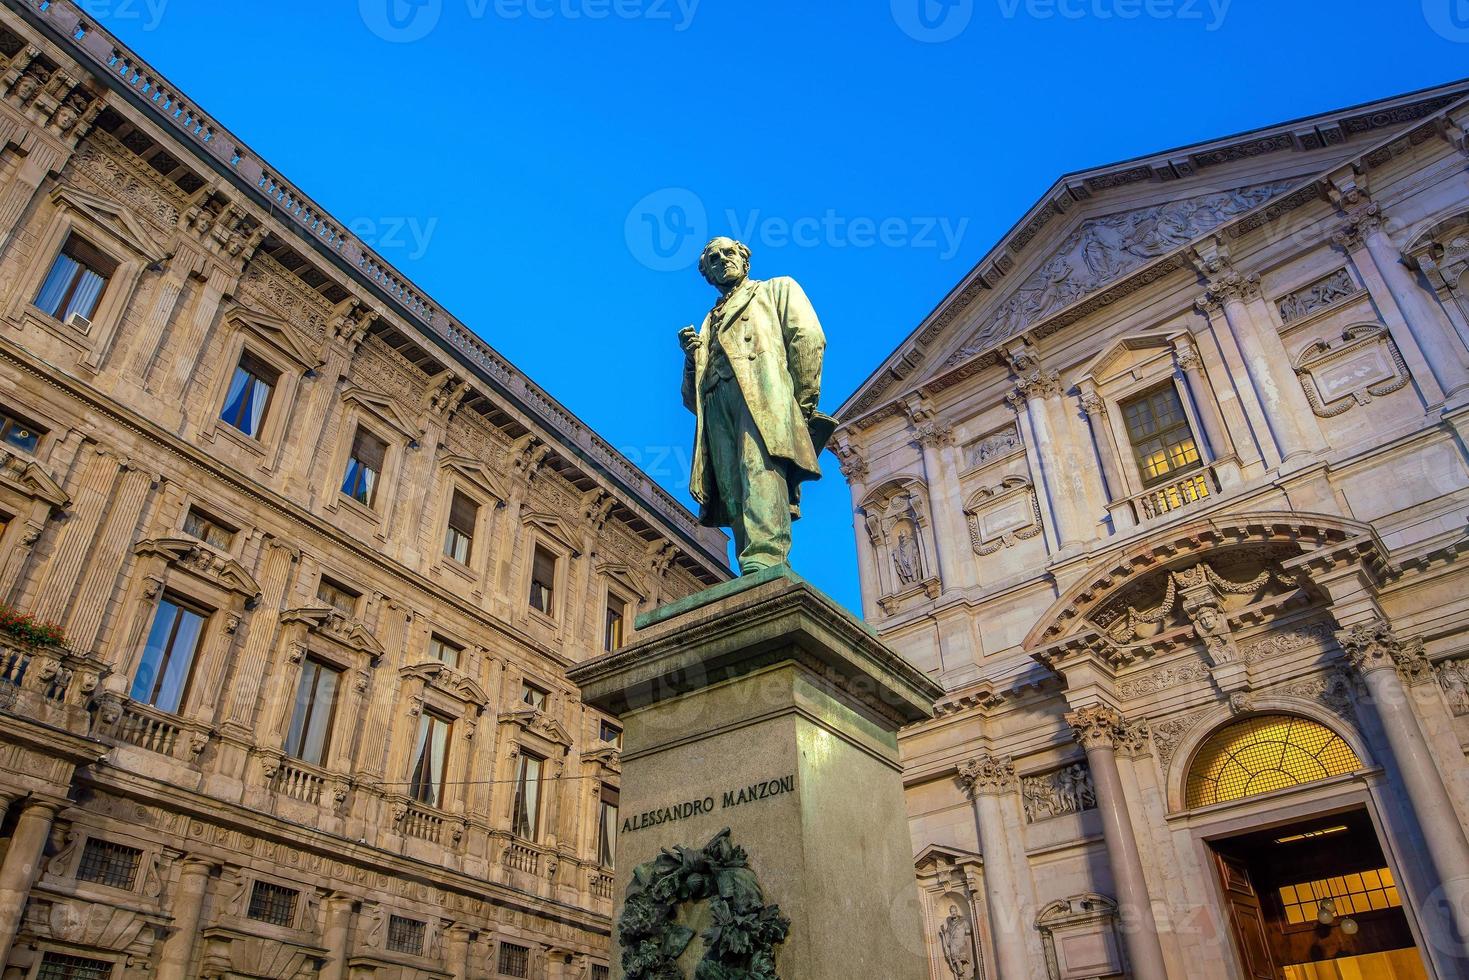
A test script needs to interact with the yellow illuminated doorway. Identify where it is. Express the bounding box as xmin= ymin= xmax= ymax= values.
xmin=1210 ymin=811 xmax=1428 ymax=980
